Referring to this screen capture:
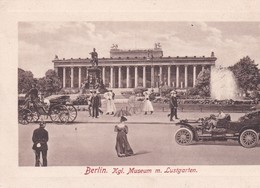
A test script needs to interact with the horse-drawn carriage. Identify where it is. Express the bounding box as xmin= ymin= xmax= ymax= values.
xmin=18 ymin=95 xmax=77 ymax=125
